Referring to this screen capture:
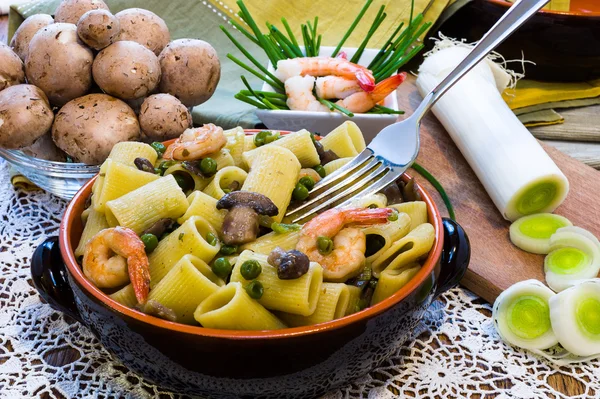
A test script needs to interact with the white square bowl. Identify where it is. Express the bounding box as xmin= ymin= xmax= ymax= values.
xmin=255 ymin=46 xmax=400 ymax=140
